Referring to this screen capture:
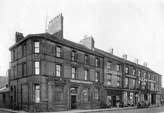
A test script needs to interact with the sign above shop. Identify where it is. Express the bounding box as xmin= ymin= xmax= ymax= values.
xmin=70 ymin=79 xmax=93 ymax=84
